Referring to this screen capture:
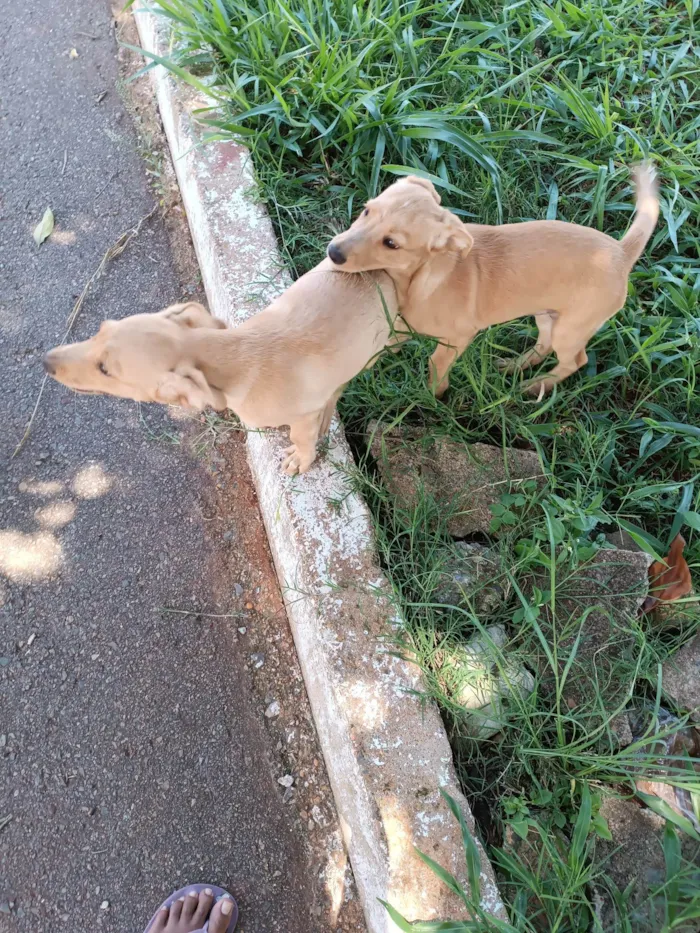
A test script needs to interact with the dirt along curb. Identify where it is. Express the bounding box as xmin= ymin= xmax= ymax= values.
xmin=133 ymin=7 xmax=505 ymax=929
